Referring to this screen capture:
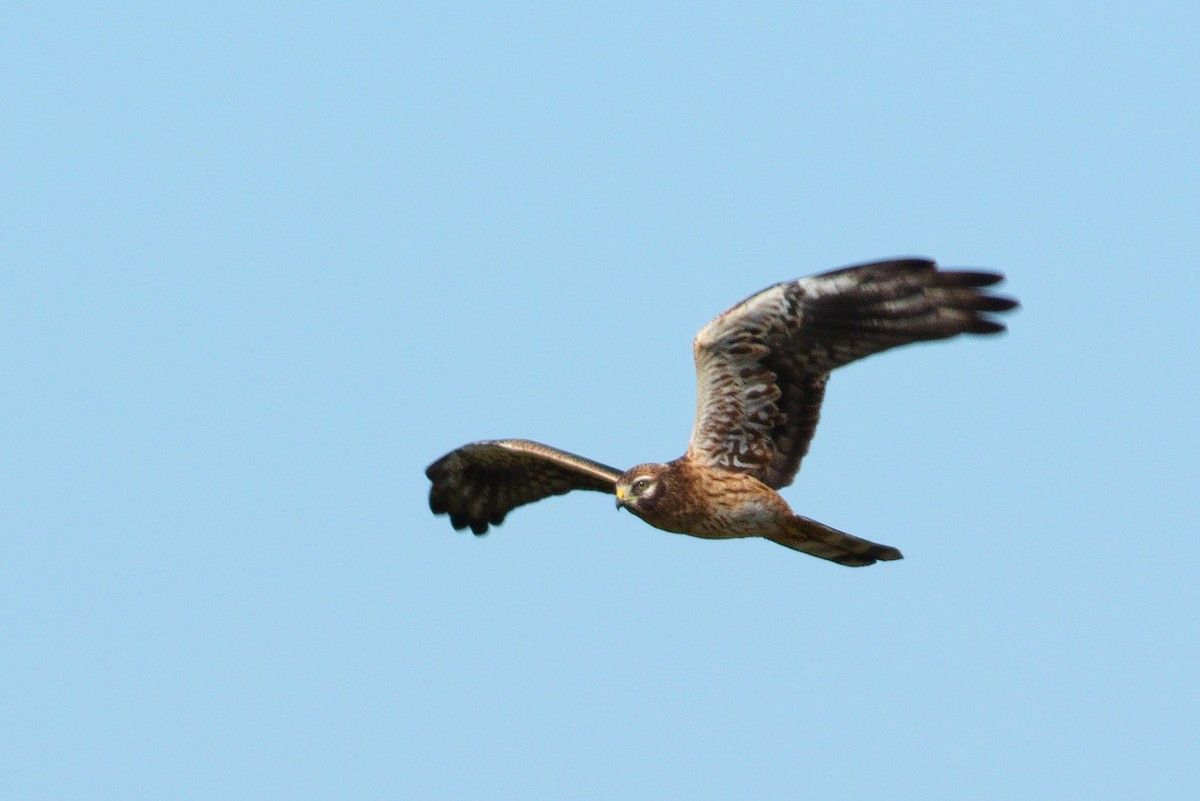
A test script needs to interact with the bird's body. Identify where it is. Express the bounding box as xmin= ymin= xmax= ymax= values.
xmin=425 ymin=258 xmax=1017 ymax=566
xmin=613 ymin=458 xmax=903 ymax=565
xmin=616 ymin=459 xmax=782 ymax=540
